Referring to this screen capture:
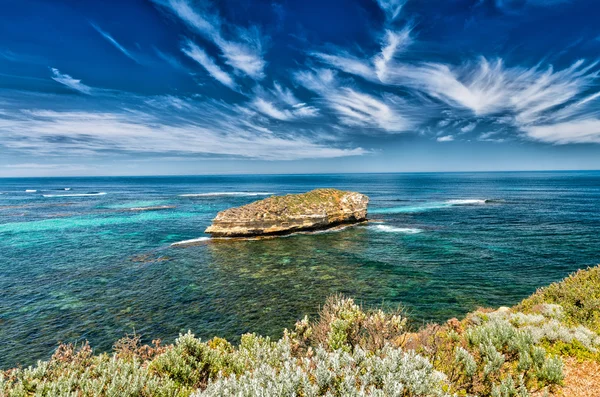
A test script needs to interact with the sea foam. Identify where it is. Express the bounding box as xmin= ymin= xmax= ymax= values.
xmin=445 ymin=199 xmax=487 ymax=205
xmin=370 ymin=198 xmax=491 ymax=214
xmin=170 ymin=237 xmax=211 ymax=246
xmin=371 ymin=225 xmax=423 ymax=234
xmin=43 ymin=192 xmax=107 ymax=198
